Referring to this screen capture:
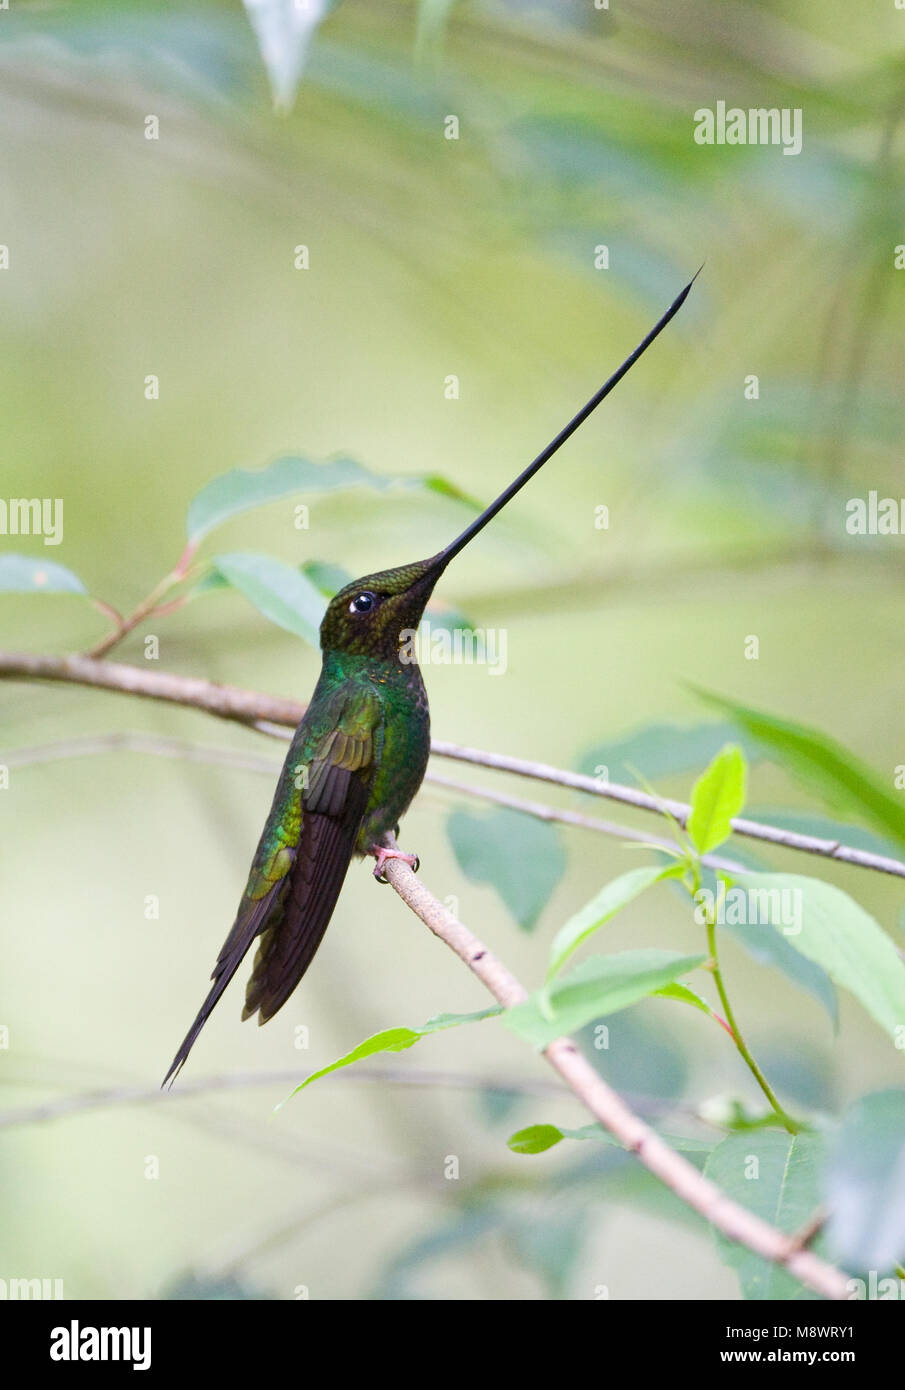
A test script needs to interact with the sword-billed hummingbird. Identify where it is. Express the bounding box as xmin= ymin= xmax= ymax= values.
xmin=163 ymin=274 xmax=696 ymax=1085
